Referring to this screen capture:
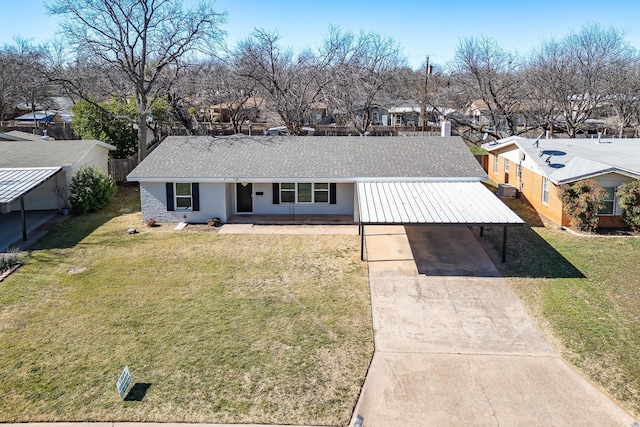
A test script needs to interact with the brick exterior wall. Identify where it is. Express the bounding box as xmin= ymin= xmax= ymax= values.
xmin=487 ymin=151 xmax=628 ymax=228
